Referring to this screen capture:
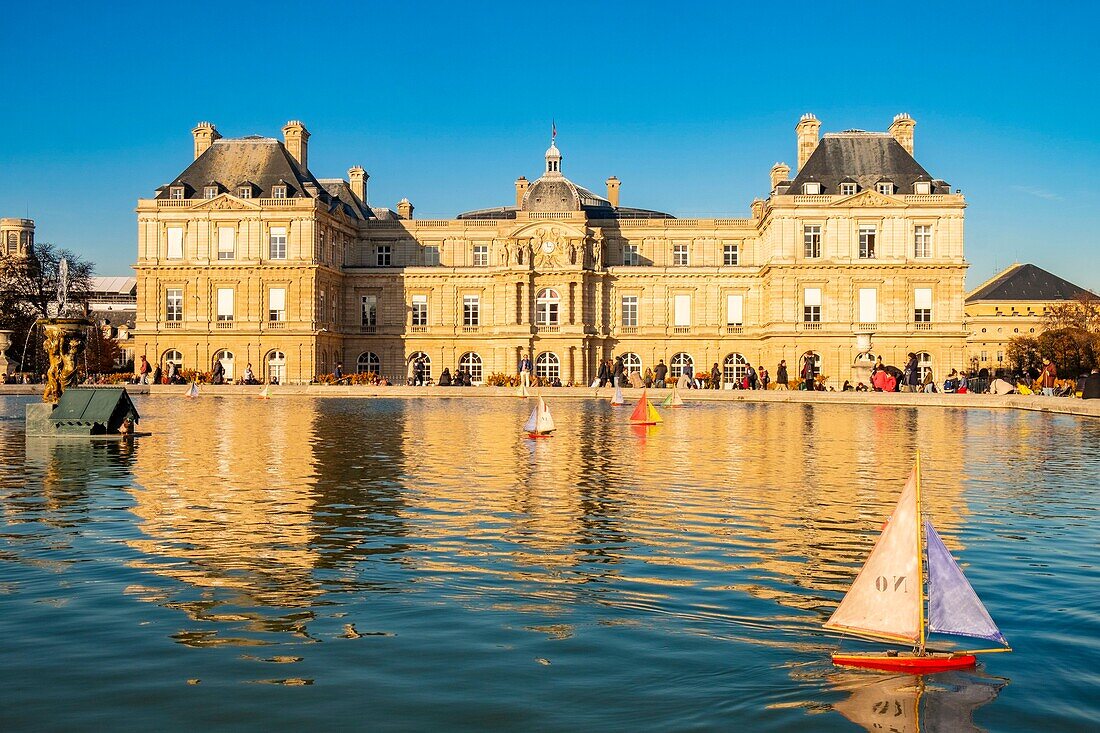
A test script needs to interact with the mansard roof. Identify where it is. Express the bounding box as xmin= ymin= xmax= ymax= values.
xmin=158 ymin=137 xmax=370 ymax=219
xmin=966 ymin=264 xmax=1092 ymax=303
xmin=787 ymin=133 xmax=949 ymax=195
